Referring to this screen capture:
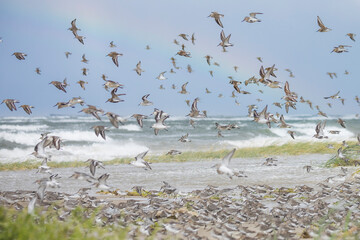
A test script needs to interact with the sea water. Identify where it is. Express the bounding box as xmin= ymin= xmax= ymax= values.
xmin=0 ymin=115 xmax=359 ymax=163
